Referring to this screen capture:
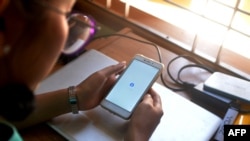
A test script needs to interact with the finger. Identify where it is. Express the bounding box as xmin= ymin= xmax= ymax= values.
xmin=142 ymin=94 xmax=153 ymax=105
xmin=148 ymin=88 xmax=162 ymax=108
xmin=101 ymin=61 xmax=126 ymax=77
